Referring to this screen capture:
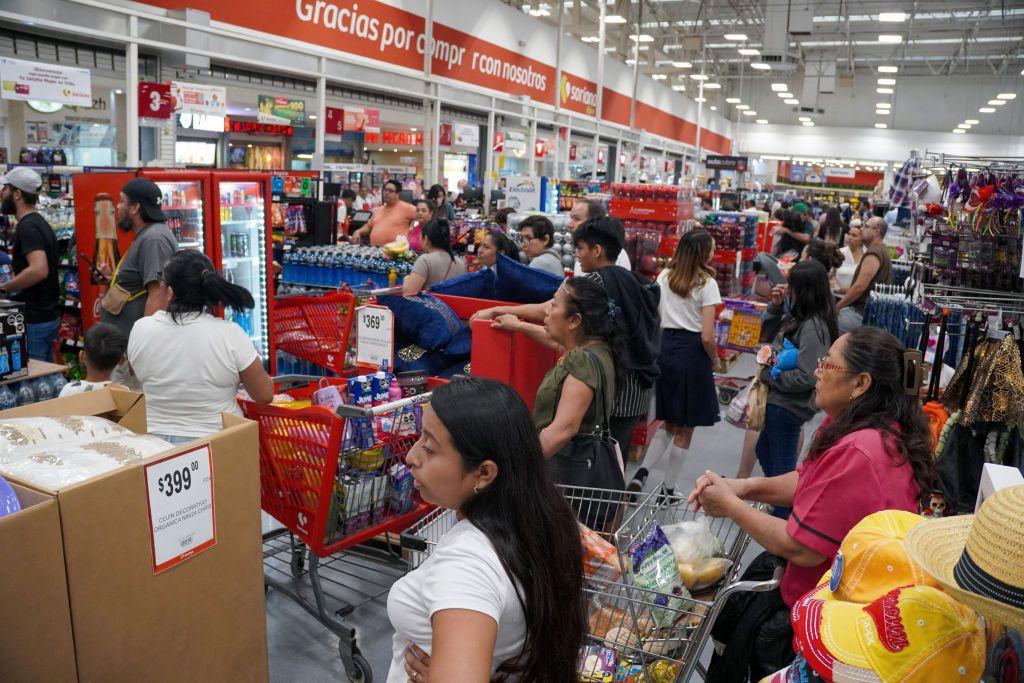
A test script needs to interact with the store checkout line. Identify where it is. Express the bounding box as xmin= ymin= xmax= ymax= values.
xmin=1 ymin=155 xmax=1023 ymax=683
